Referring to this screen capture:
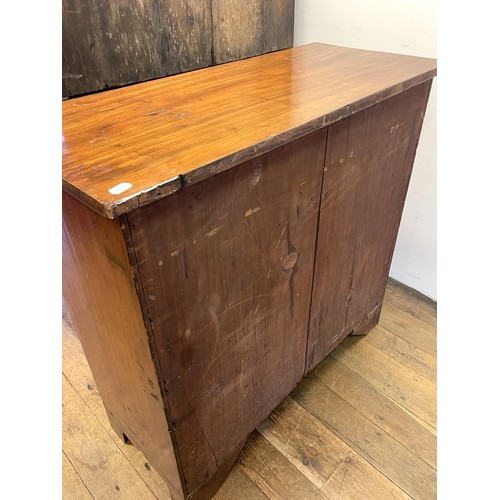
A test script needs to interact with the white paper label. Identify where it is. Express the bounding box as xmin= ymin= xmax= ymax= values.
xmin=108 ymin=182 xmax=132 ymax=195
